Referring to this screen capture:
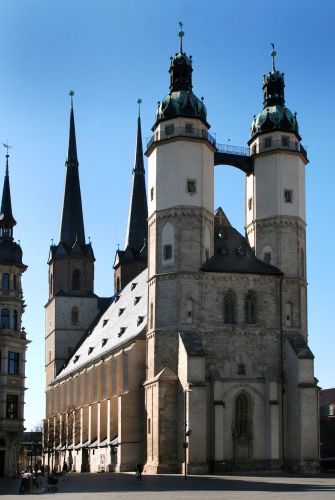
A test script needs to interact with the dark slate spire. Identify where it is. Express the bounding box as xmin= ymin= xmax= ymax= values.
xmin=0 ymin=150 xmax=16 ymax=240
xmin=124 ymin=102 xmax=148 ymax=252
xmin=59 ymin=93 xmax=86 ymax=248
